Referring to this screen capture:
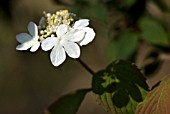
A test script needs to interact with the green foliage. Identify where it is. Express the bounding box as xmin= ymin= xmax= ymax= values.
xmin=46 ymin=89 xmax=90 ymax=114
xmin=139 ymin=17 xmax=169 ymax=47
xmin=92 ymin=60 xmax=149 ymax=114
xmin=82 ymin=2 xmax=107 ymax=22
xmin=136 ymin=75 xmax=170 ymax=114
xmin=70 ymin=0 xmax=107 ymax=22
xmin=107 ymin=31 xmax=138 ymax=61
